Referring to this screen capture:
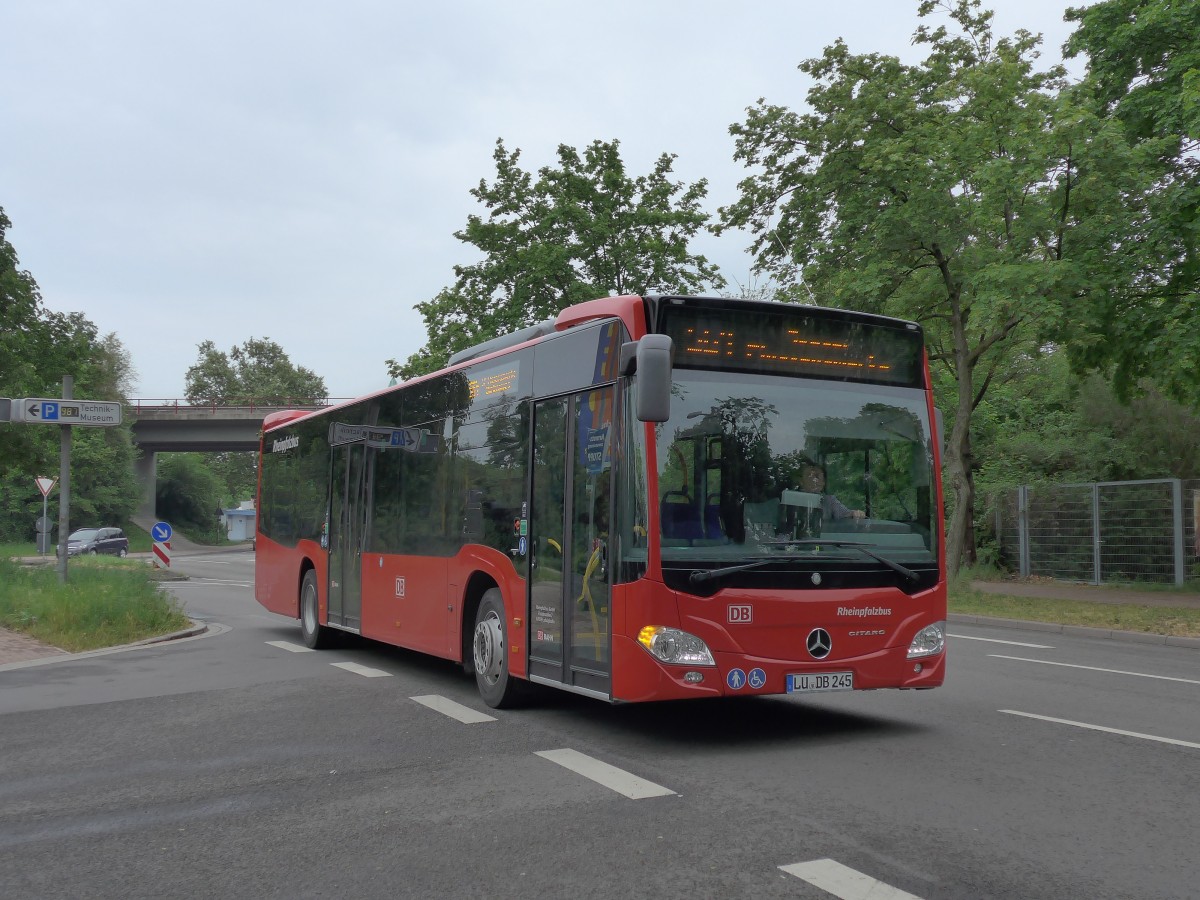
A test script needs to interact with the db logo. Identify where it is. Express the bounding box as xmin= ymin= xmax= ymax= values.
xmin=395 ymin=577 xmax=406 ymax=598
xmin=728 ymin=605 xmax=753 ymax=624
